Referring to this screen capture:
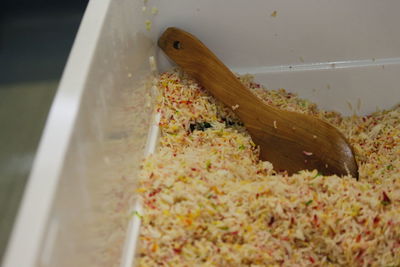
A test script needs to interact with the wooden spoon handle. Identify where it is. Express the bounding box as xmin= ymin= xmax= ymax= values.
xmin=158 ymin=27 xmax=266 ymax=121
xmin=158 ymin=27 xmax=358 ymax=178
